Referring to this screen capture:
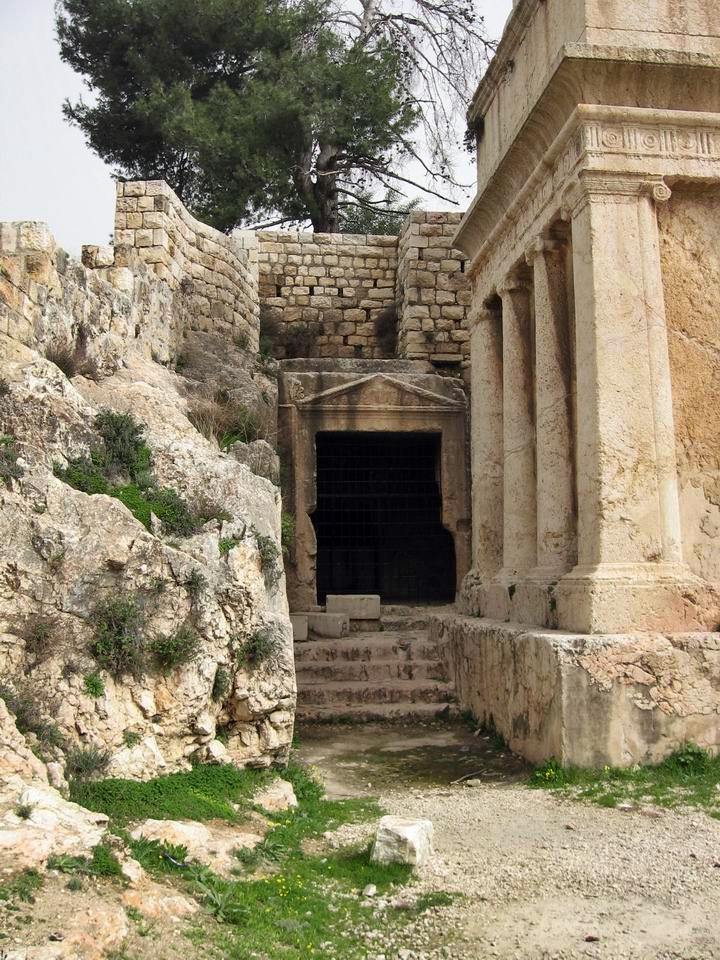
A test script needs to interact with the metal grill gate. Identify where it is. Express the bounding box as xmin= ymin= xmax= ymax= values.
xmin=313 ymin=432 xmax=456 ymax=603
